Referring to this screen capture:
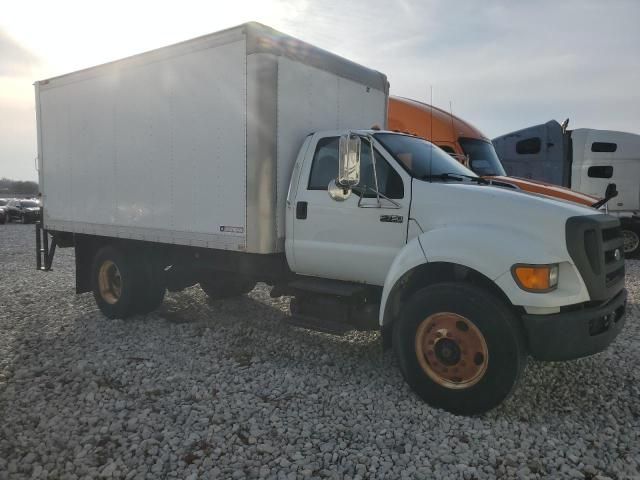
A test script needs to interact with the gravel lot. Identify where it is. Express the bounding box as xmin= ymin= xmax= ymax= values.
xmin=0 ymin=224 xmax=639 ymax=480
